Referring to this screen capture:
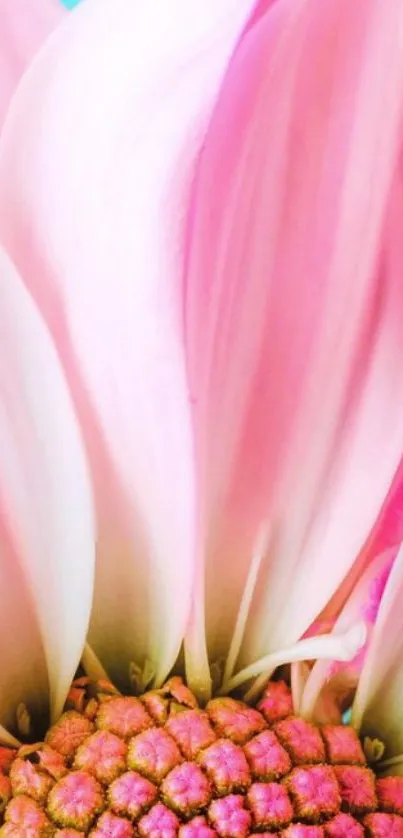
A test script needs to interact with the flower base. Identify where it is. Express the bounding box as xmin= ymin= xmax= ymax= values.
xmin=0 ymin=677 xmax=402 ymax=837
